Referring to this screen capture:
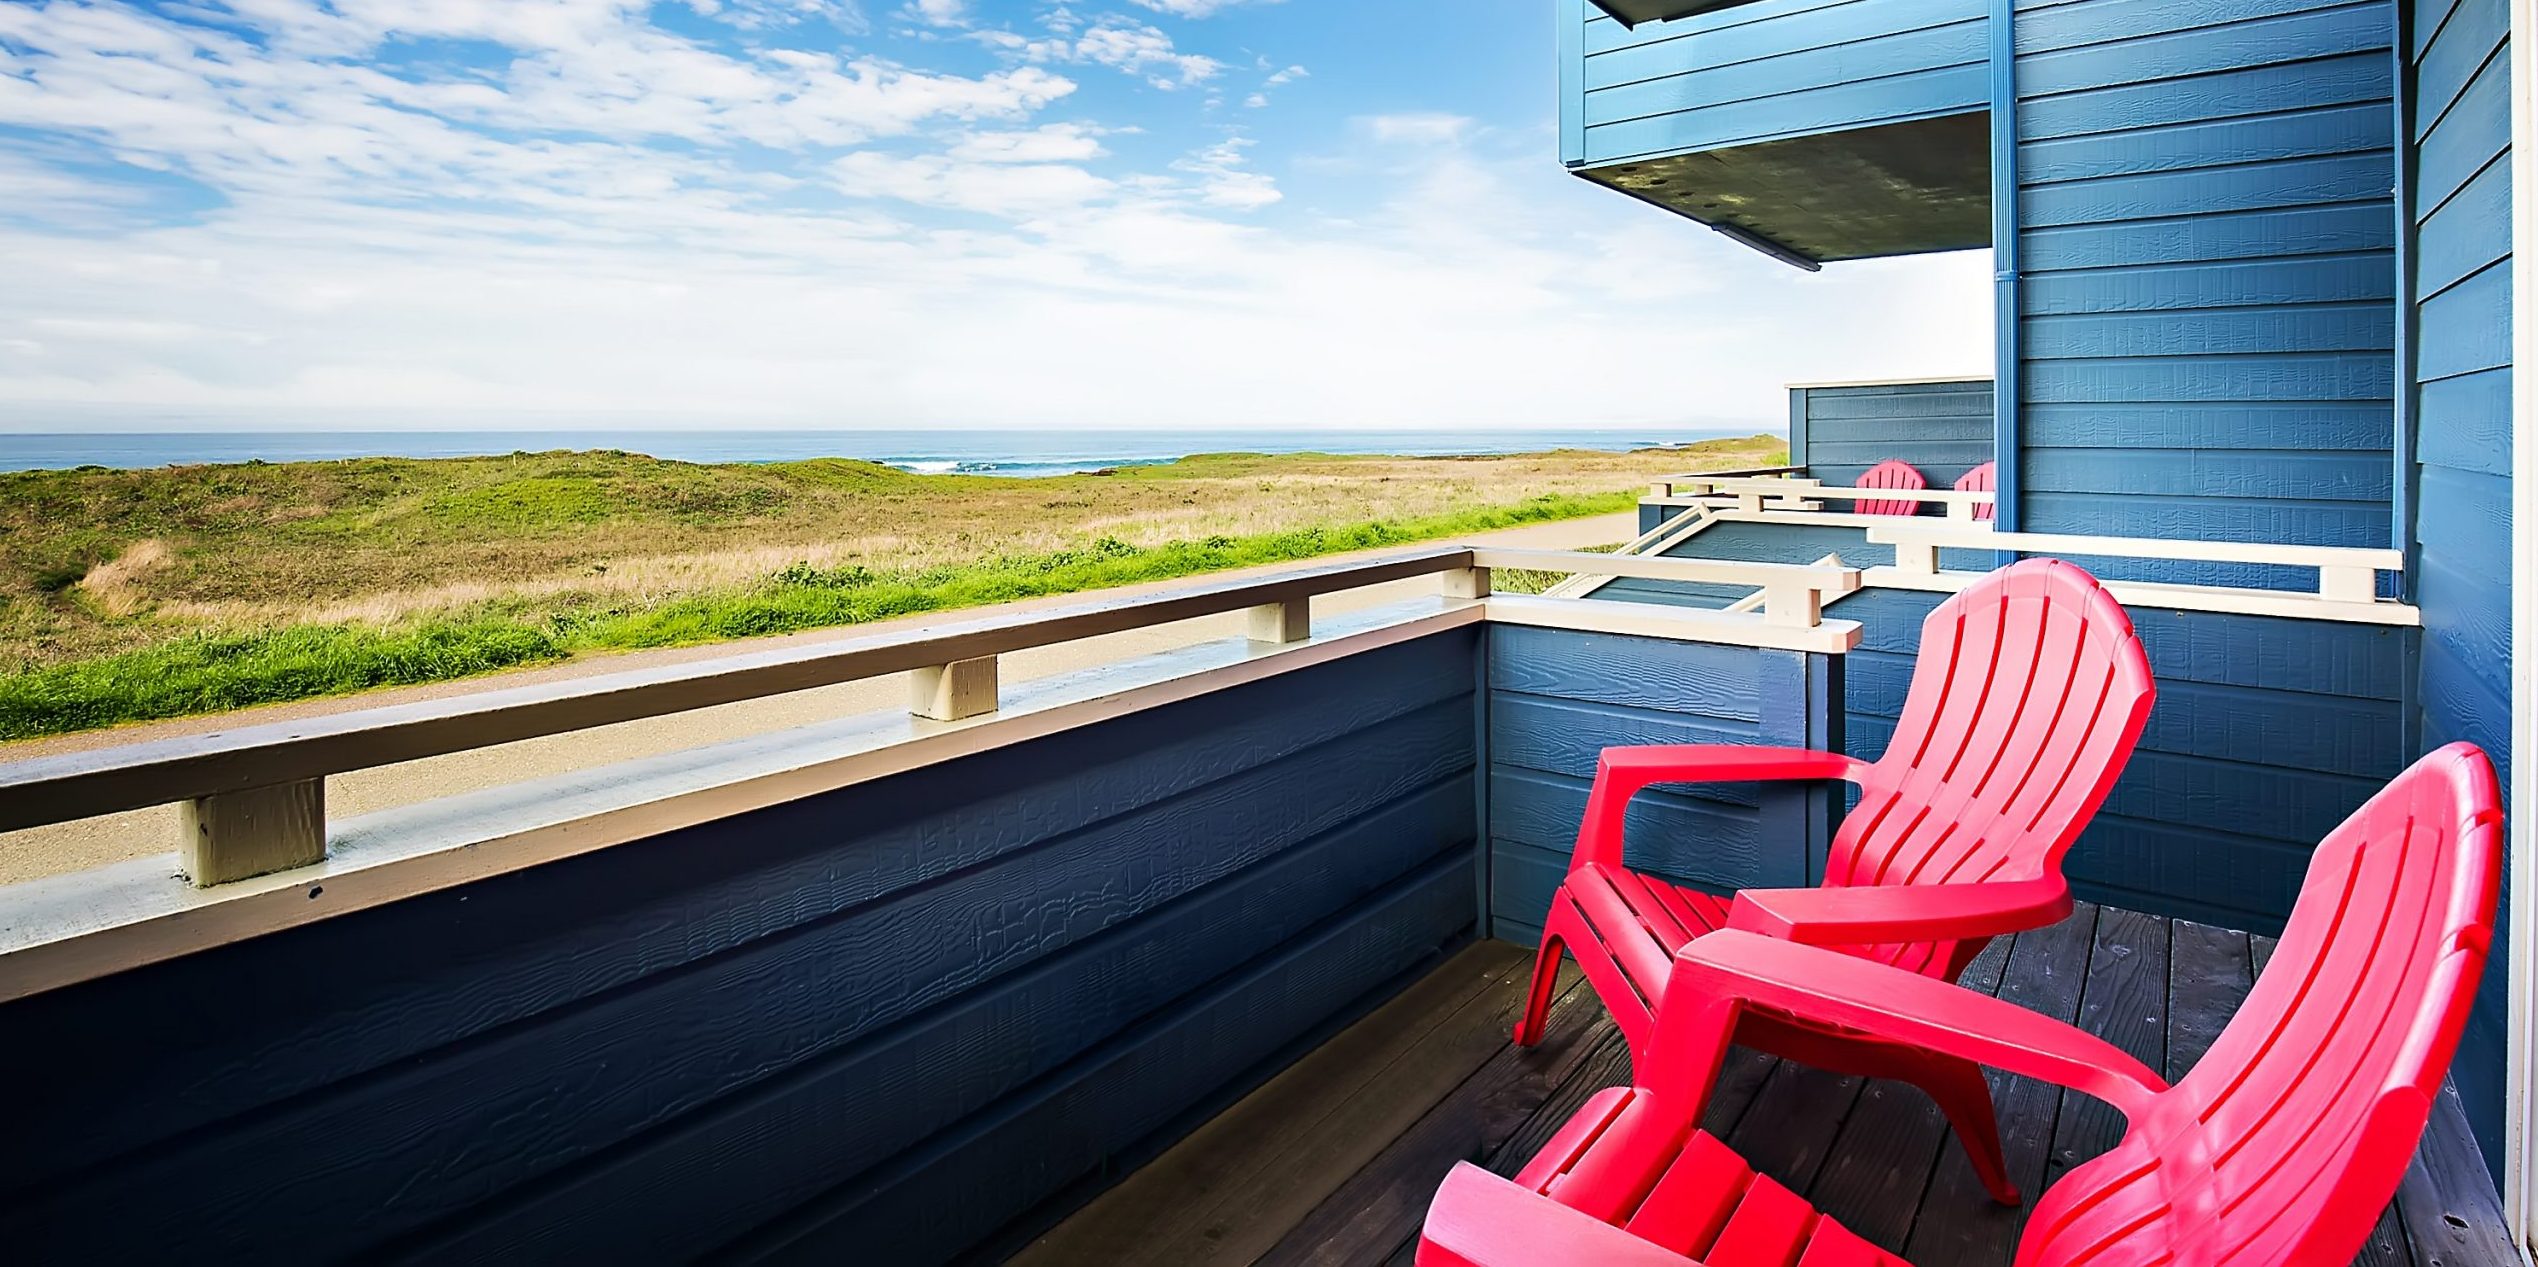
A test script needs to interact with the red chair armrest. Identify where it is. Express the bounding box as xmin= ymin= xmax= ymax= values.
xmin=1419 ymin=1164 xmax=1697 ymax=1267
xmin=1724 ymin=878 xmax=2073 ymax=946
xmin=1575 ymin=745 xmax=1871 ymax=871
xmin=1656 ymin=931 xmax=2167 ymax=1118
